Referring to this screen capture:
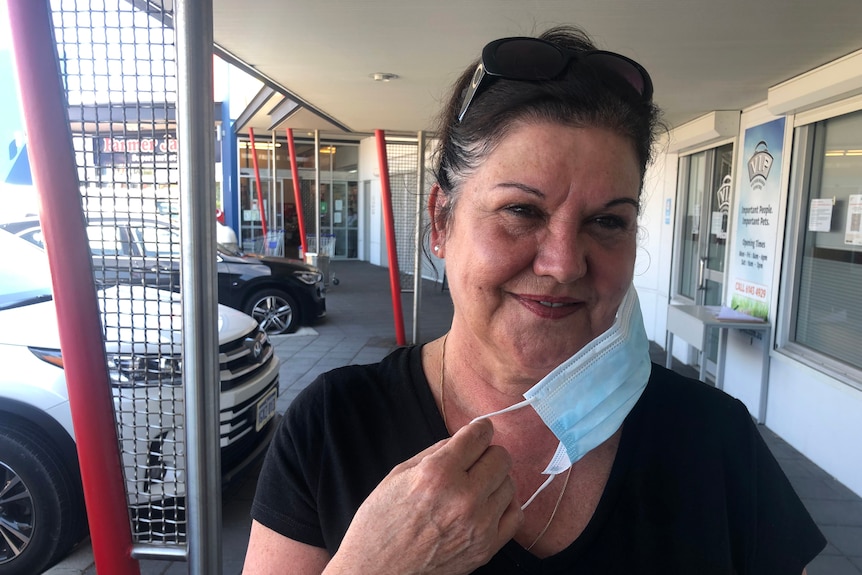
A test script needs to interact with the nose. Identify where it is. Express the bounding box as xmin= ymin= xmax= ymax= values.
xmin=532 ymin=222 xmax=587 ymax=284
